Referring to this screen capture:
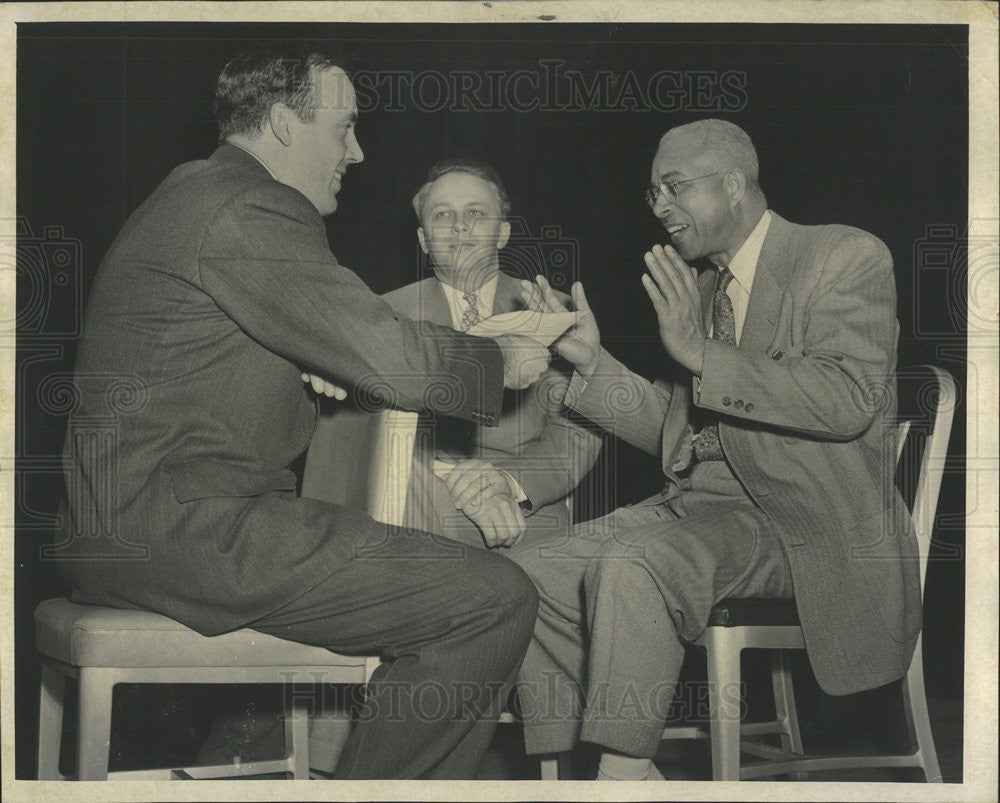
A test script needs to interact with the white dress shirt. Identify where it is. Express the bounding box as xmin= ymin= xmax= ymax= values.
xmin=710 ymin=209 xmax=772 ymax=345
xmin=439 ymin=275 xmax=499 ymax=331
xmin=433 ymin=274 xmax=528 ymax=504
